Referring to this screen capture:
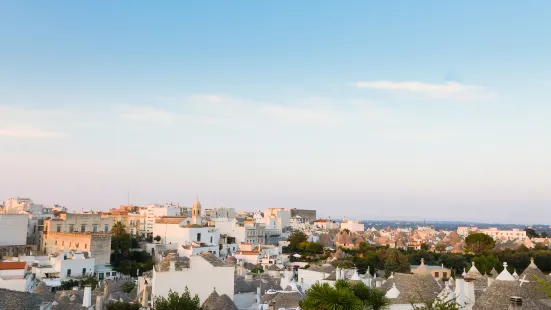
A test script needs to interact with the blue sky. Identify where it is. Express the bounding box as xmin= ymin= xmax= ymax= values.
xmin=1 ymin=1 xmax=550 ymax=224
